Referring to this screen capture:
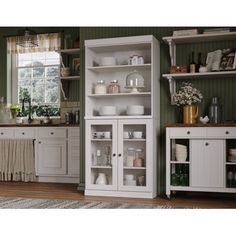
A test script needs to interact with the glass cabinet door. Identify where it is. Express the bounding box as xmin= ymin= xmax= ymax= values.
xmin=85 ymin=120 xmax=117 ymax=190
xmin=117 ymin=119 xmax=152 ymax=192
